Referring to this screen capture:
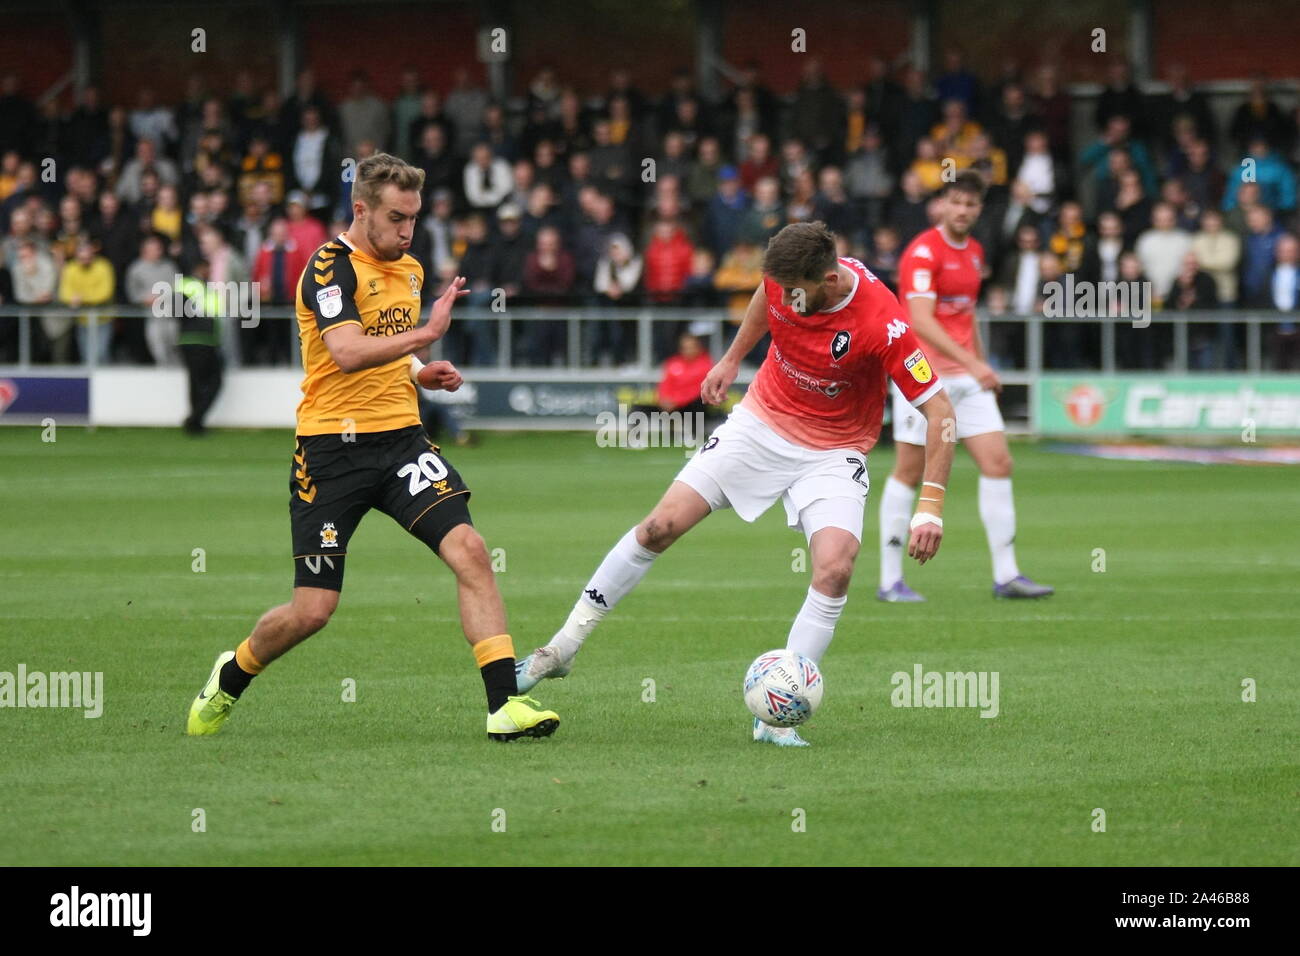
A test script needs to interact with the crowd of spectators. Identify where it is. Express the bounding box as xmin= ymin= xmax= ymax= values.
xmin=1 ymin=53 xmax=1299 ymax=371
